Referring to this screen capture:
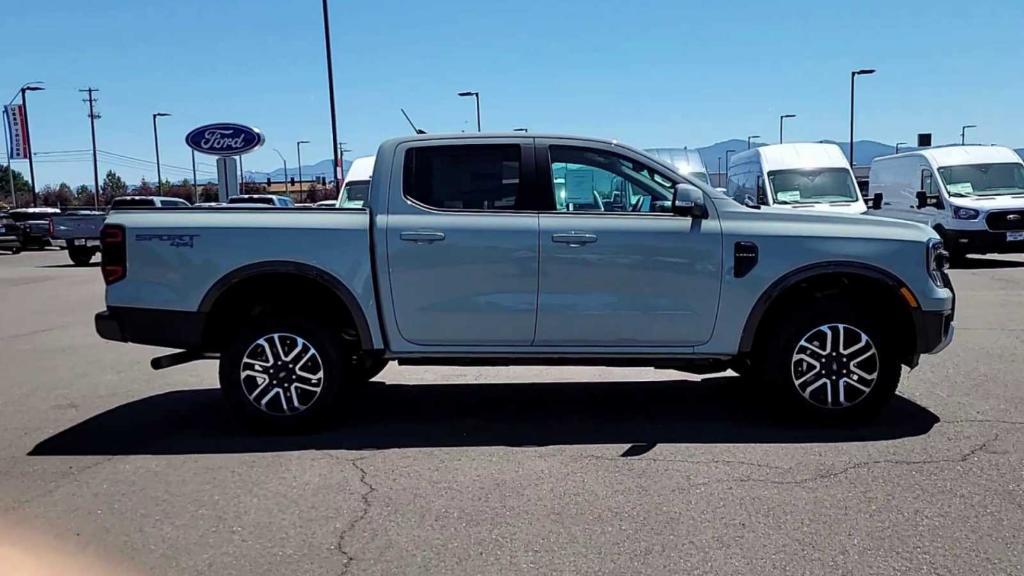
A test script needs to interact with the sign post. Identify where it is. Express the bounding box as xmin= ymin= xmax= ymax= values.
xmin=185 ymin=123 xmax=265 ymax=202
